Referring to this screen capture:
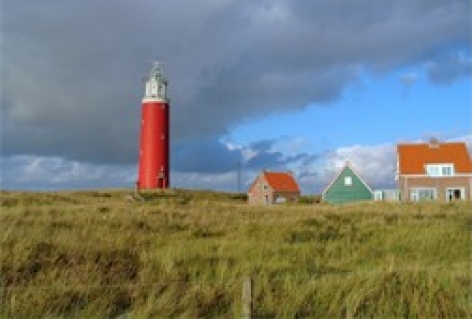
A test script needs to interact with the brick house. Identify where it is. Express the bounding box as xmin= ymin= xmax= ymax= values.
xmin=248 ymin=170 xmax=300 ymax=205
xmin=396 ymin=139 xmax=472 ymax=202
